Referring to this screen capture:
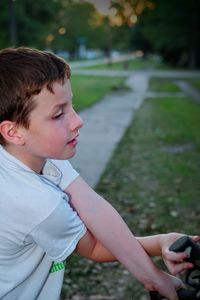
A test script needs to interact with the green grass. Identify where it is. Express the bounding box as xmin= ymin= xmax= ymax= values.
xmin=149 ymin=77 xmax=181 ymax=92
xmin=71 ymin=75 xmax=126 ymax=111
xmin=186 ymin=78 xmax=200 ymax=91
xmin=84 ymin=56 xmax=169 ymax=71
xmin=94 ymin=95 xmax=200 ymax=298
xmin=62 ymin=94 xmax=200 ymax=299
xmin=61 ymin=77 xmax=200 ymax=299
xmin=97 ymin=96 xmax=200 ymax=235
